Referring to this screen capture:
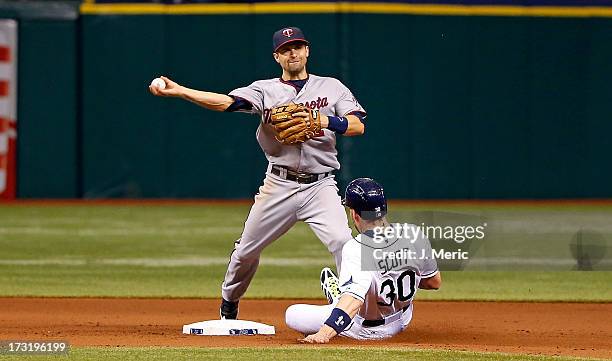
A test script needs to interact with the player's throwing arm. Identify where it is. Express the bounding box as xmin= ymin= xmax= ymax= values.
xmin=149 ymin=76 xmax=234 ymax=112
